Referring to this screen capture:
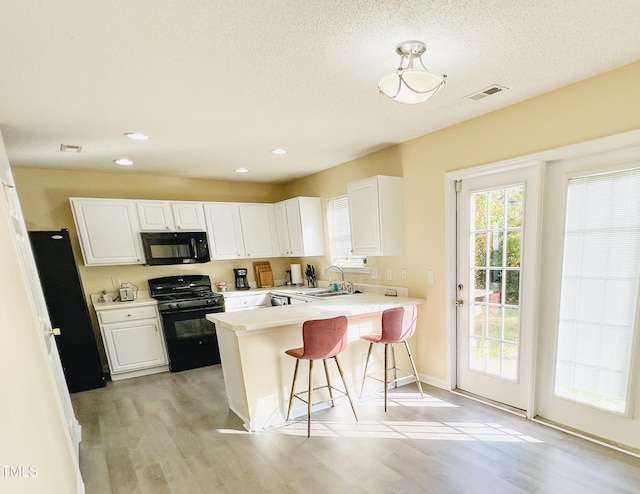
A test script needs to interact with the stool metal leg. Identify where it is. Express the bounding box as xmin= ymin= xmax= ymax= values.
xmin=307 ymin=359 xmax=314 ymax=438
xmin=323 ymin=359 xmax=335 ymax=407
xmin=391 ymin=344 xmax=398 ymax=389
xmin=286 ymin=359 xmax=300 ymax=421
xmin=384 ymin=343 xmax=389 ymax=412
xmin=404 ymin=341 xmax=424 ymax=398
xmin=334 ymin=355 xmax=358 ymax=422
xmin=359 ymin=342 xmax=373 ymax=398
